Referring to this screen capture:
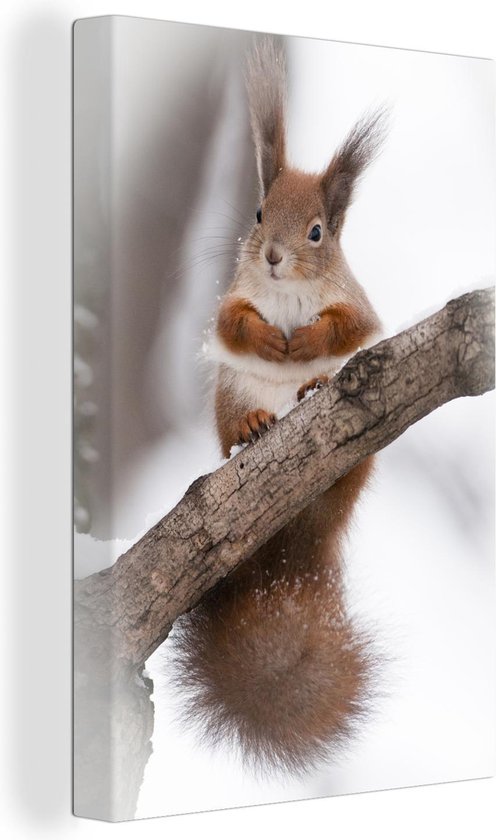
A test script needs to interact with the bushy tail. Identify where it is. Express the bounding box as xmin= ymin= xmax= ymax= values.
xmin=171 ymin=553 xmax=376 ymax=775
